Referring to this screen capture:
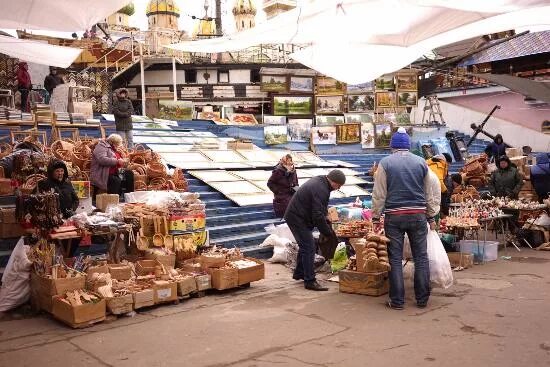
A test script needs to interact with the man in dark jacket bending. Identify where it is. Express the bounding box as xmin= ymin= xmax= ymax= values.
xmin=284 ymin=169 xmax=346 ymax=291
